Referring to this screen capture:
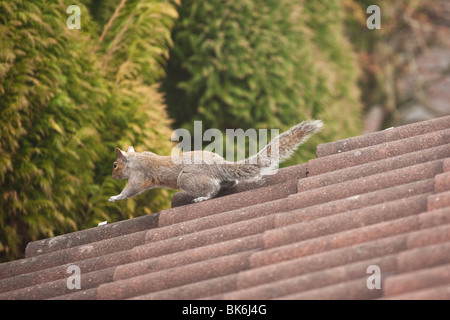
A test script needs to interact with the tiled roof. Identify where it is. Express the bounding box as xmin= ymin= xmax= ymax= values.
xmin=0 ymin=115 xmax=449 ymax=300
